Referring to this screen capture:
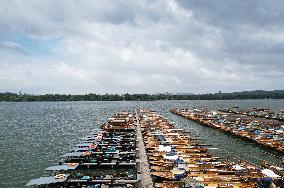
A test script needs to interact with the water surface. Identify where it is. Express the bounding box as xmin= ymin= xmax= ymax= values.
xmin=1 ymin=100 xmax=284 ymax=187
